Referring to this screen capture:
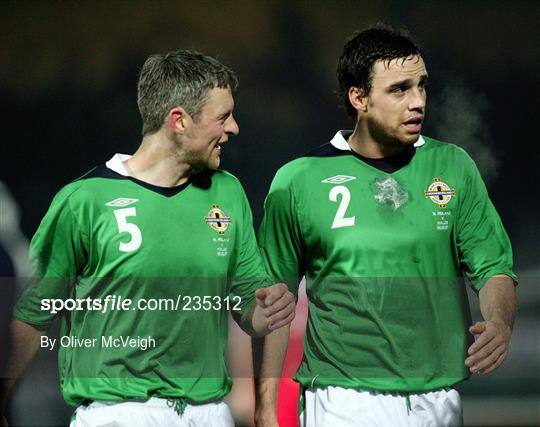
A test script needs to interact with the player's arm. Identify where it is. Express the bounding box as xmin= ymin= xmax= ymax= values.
xmin=1 ymin=320 xmax=46 ymax=415
xmin=240 ymin=284 xmax=295 ymax=338
xmin=229 ymin=182 xmax=295 ymax=337
xmin=465 ymin=275 xmax=516 ymax=375
xmin=2 ymin=186 xmax=85 ymax=423
xmin=254 ymin=166 xmax=303 ymax=425
xmin=252 ymin=325 xmax=289 ymax=427
xmin=455 ymin=151 xmax=517 ymax=376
